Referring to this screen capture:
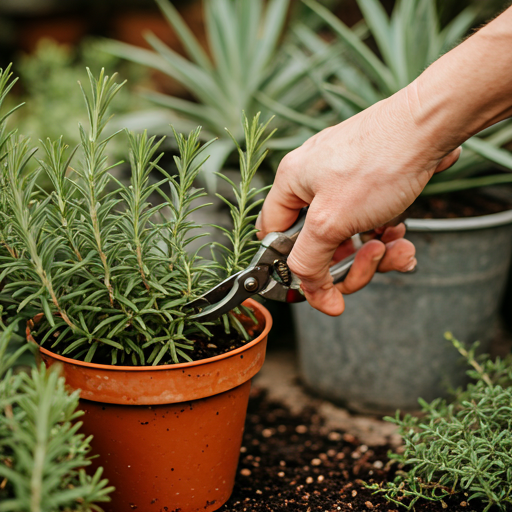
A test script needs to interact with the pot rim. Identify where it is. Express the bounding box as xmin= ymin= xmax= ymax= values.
xmin=35 ymin=298 xmax=272 ymax=372
xmin=405 ymin=208 xmax=512 ymax=232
